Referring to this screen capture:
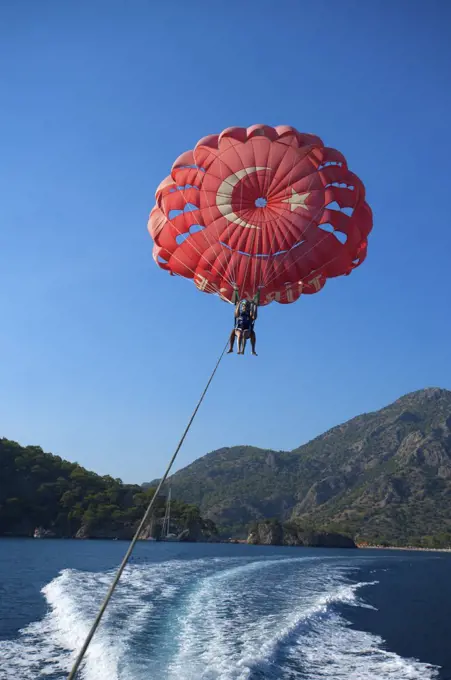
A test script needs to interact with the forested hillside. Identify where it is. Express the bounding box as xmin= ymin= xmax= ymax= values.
xmin=147 ymin=388 xmax=451 ymax=547
xmin=0 ymin=438 xmax=216 ymax=540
